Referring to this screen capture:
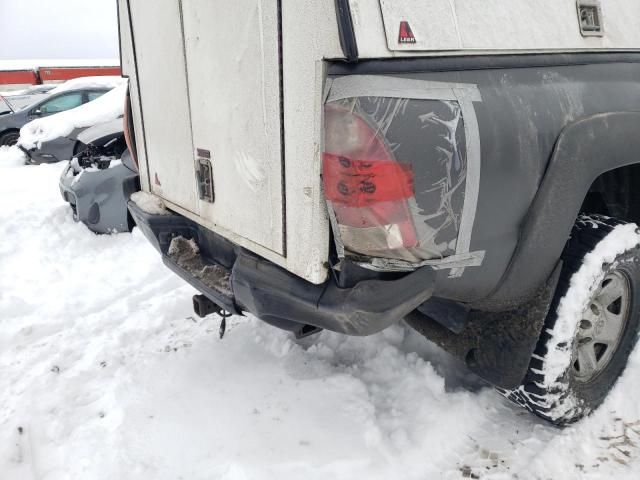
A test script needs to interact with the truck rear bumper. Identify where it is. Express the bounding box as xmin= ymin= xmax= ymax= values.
xmin=128 ymin=200 xmax=437 ymax=336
